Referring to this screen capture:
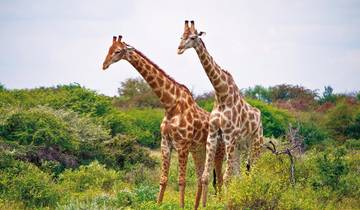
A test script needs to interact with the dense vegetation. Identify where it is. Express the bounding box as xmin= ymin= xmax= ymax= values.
xmin=0 ymin=80 xmax=359 ymax=209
